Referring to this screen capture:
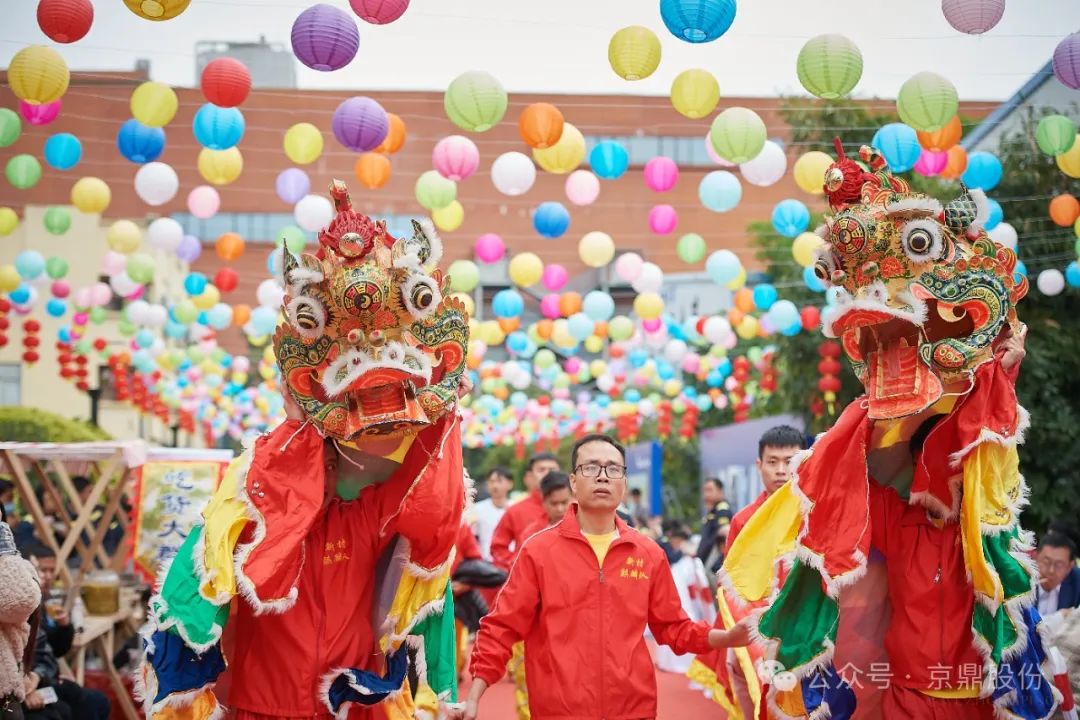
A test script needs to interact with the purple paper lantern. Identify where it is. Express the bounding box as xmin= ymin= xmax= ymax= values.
xmin=20 ymin=99 xmax=61 ymax=126
xmin=331 ymin=97 xmax=389 ymax=152
xmin=1053 ymin=33 xmax=1080 ymax=90
xmin=349 ymin=0 xmax=409 ymax=24
xmin=176 ymin=234 xmax=202 ymax=264
xmin=941 ymin=0 xmax=1005 ymax=35
xmin=276 ymin=168 xmax=311 ymax=204
xmin=291 ymin=4 xmax=360 ymax=72
xmin=914 ymin=149 xmax=948 ymax=177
